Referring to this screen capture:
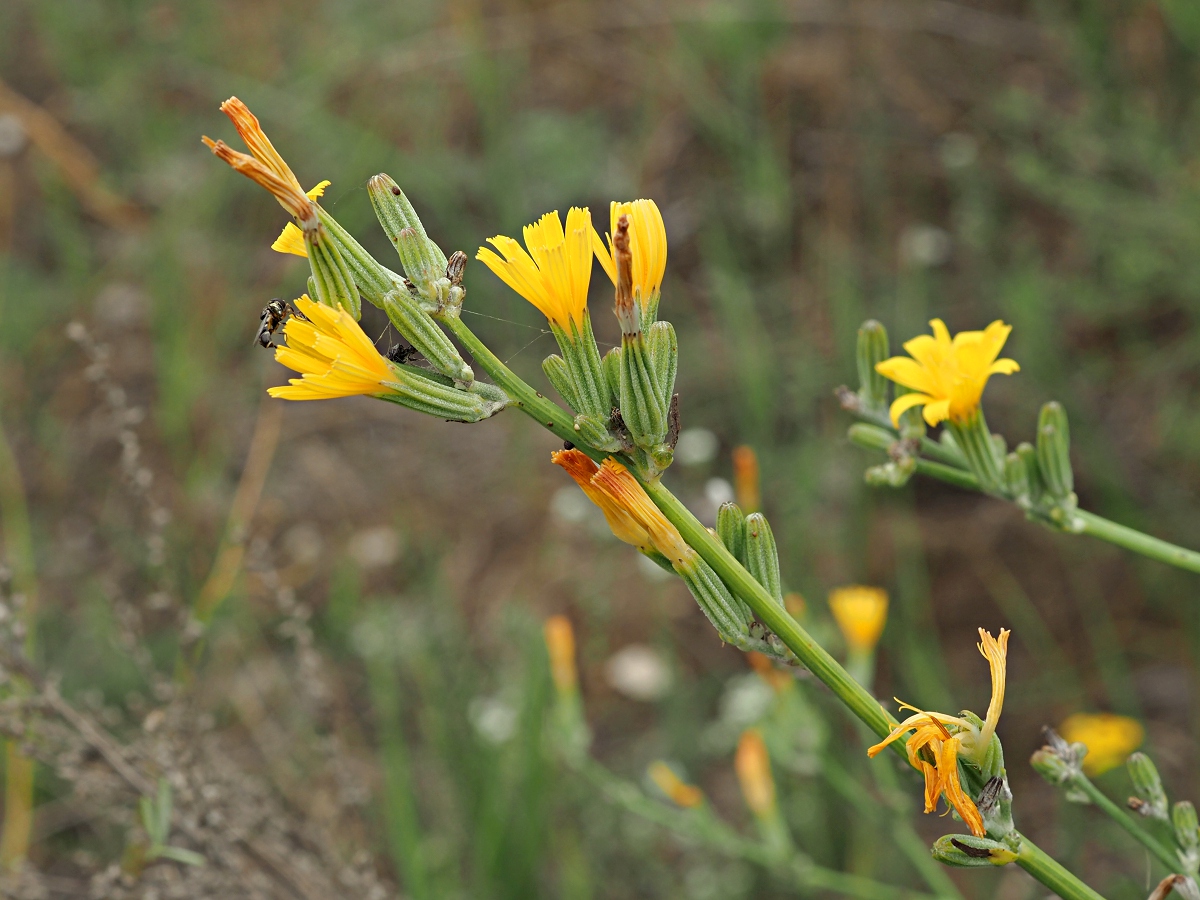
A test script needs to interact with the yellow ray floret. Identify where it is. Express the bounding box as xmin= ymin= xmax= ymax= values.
xmin=271 ymin=181 xmax=332 ymax=256
xmin=866 ymin=628 xmax=1011 ymax=838
xmin=875 ymin=319 xmax=1019 ymax=427
xmin=551 ymin=450 xmax=691 ymax=562
xmin=593 ymin=199 xmax=667 ymax=305
xmin=1059 ymin=712 xmax=1144 ymax=776
xmin=828 ymin=585 xmax=889 ymax=653
xmin=268 ymin=295 xmax=394 ymax=401
xmin=202 ymin=97 xmax=315 ymax=224
xmin=476 ymin=208 xmax=594 ymax=331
